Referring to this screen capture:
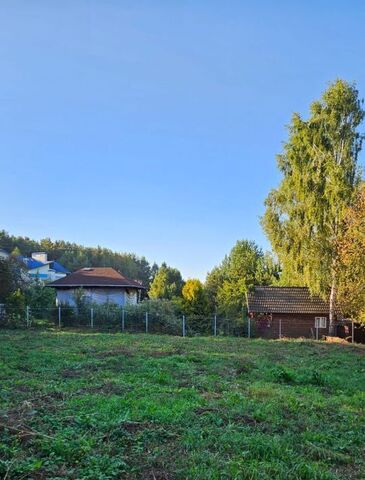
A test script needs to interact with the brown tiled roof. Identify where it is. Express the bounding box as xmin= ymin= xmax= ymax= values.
xmin=247 ymin=286 xmax=330 ymax=314
xmin=48 ymin=267 xmax=145 ymax=289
